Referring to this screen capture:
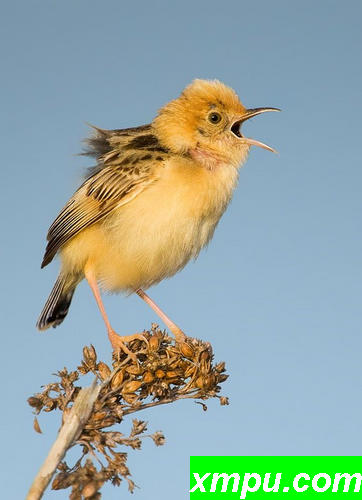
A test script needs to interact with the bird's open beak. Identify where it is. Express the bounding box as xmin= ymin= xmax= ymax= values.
xmin=231 ymin=107 xmax=280 ymax=153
